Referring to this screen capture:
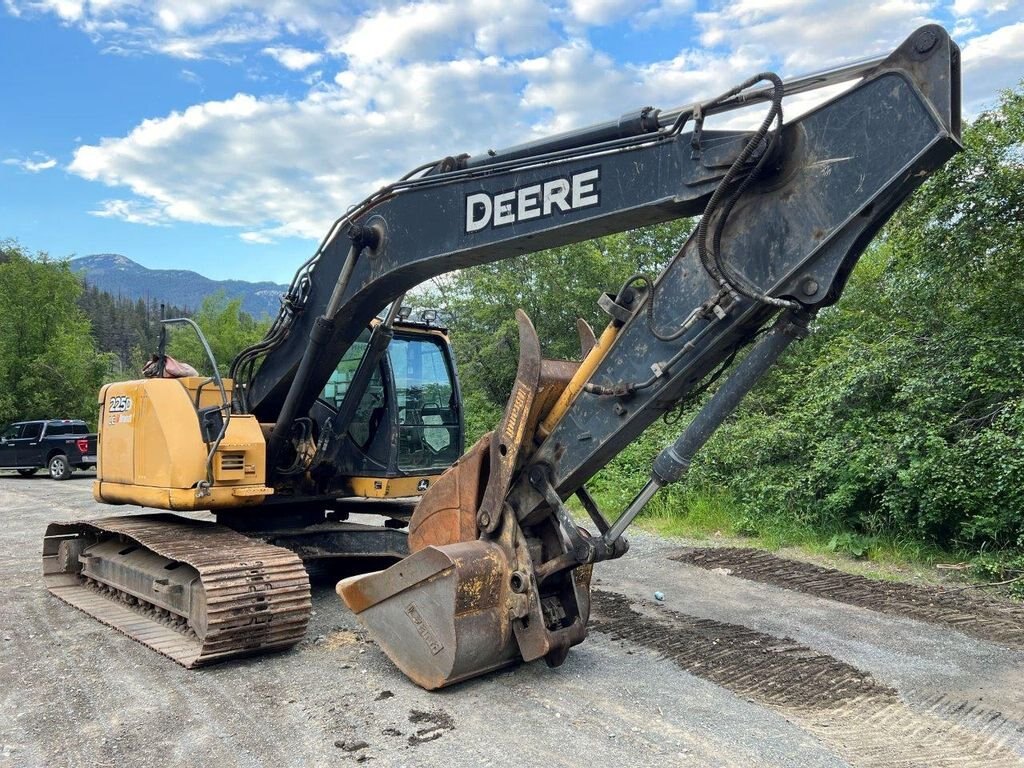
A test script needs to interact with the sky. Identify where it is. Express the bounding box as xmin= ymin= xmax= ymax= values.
xmin=1 ymin=1 xmax=1022 ymax=283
